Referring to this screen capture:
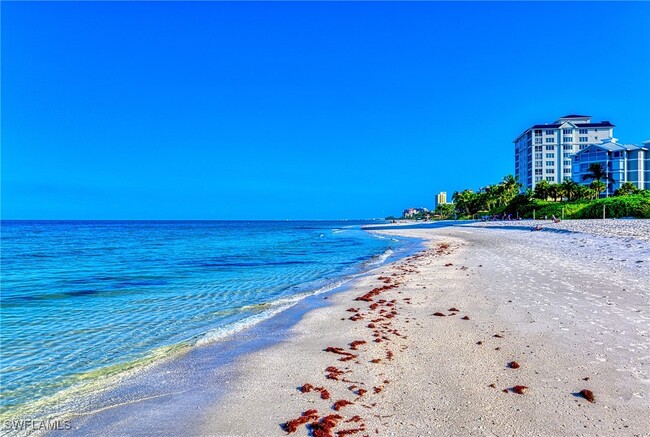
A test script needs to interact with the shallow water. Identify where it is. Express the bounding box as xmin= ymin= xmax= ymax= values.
xmin=0 ymin=220 xmax=402 ymax=418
